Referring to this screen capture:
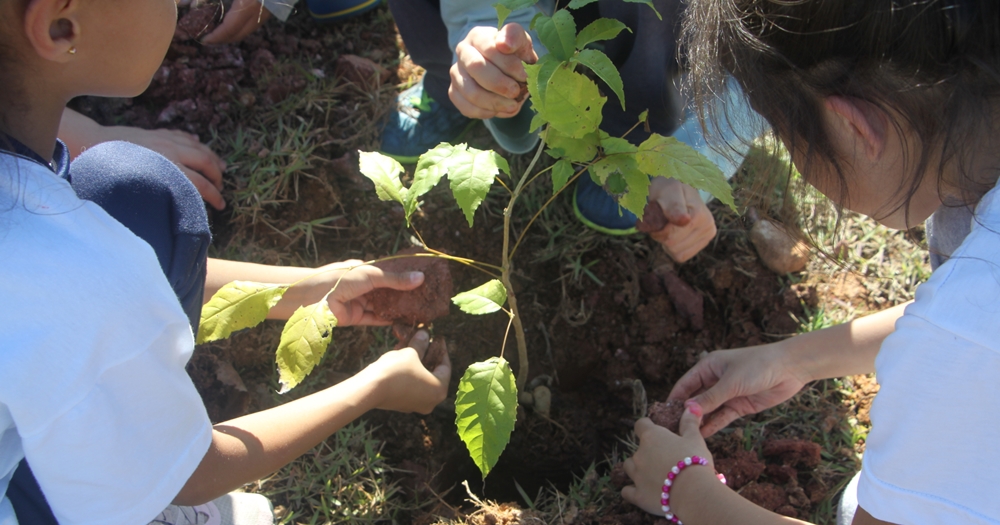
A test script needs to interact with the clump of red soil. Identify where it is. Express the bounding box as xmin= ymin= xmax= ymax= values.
xmin=763 ymin=439 xmax=822 ymax=468
xmin=648 ymin=399 xmax=685 ymax=433
xmin=636 ymin=201 xmax=668 ymax=233
xmin=714 ymin=449 xmax=766 ymax=490
xmin=363 ymin=247 xmax=453 ymax=324
xmin=740 ymin=482 xmax=791 ymax=513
